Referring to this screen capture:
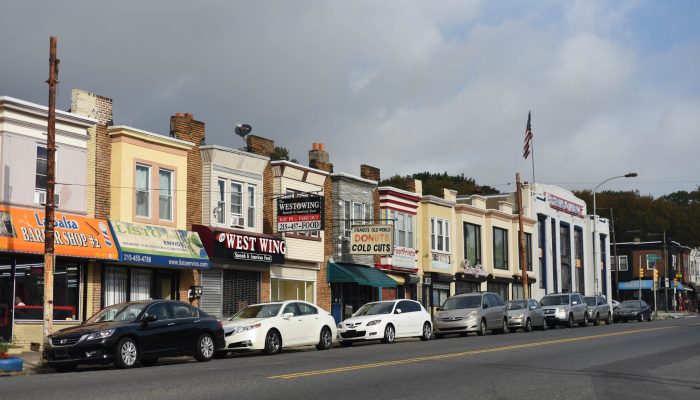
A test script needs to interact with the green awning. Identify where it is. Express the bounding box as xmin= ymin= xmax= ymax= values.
xmin=327 ymin=261 xmax=397 ymax=288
